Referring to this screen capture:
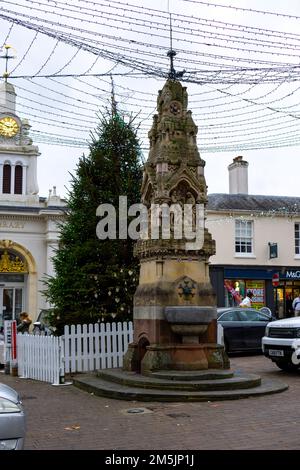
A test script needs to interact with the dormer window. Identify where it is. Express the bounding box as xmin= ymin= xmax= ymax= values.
xmin=2 ymin=163 xmax=11 ymax=193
